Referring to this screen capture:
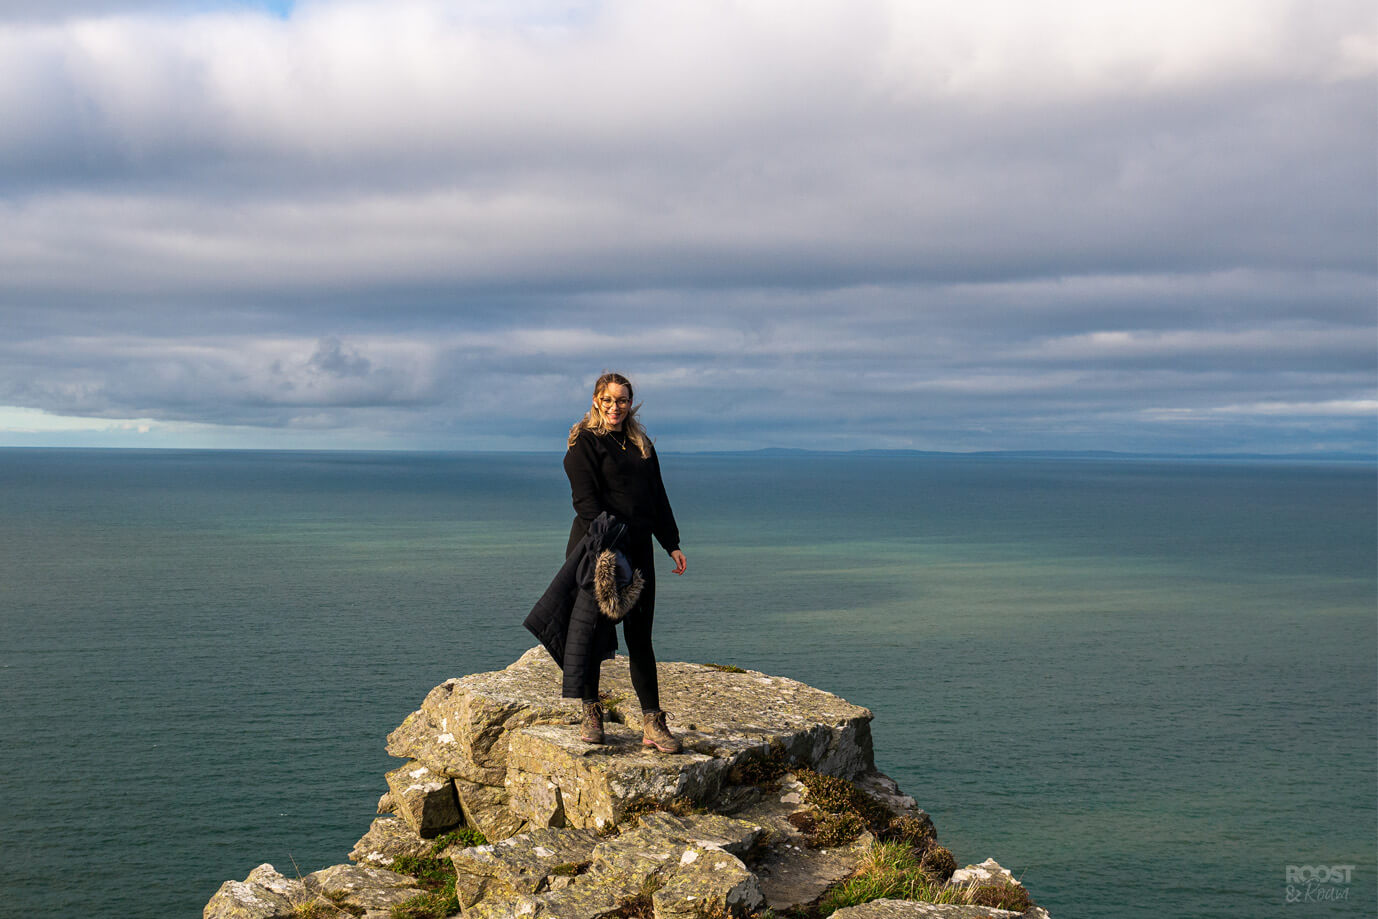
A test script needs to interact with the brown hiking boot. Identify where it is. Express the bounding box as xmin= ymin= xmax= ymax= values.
xmin=580 ymin=701 xmax=604 ymax=744
xmin=641 ymin=710 xmax=682 ymax=754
